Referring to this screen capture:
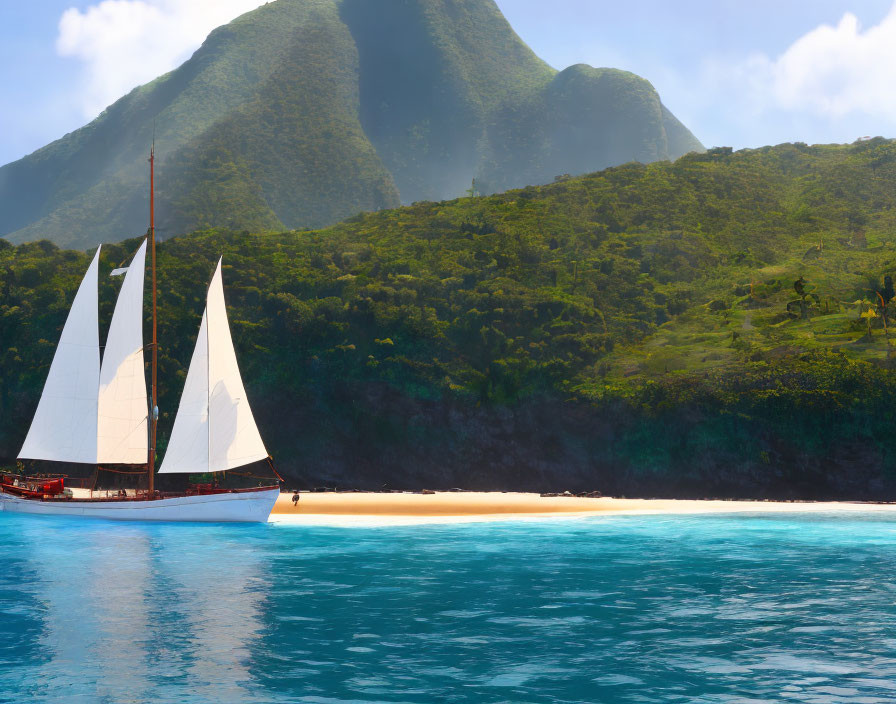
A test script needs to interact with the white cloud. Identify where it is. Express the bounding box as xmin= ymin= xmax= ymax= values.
xmin=769 ymin=4 xmax=896 ymax=120
xmin=661 ymin=3 xmax=896 ymax=149
xmin=57 ymin=0 xmax=267 ymax=118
